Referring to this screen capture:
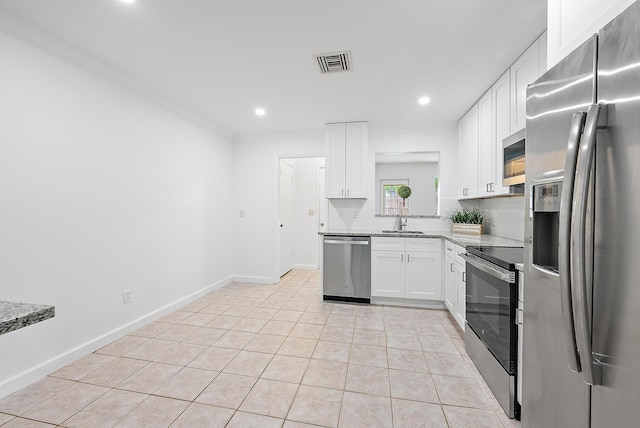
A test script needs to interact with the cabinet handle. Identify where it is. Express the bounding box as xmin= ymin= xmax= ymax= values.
xmin=462 ymin=272 xmax=466 ymax=283
xmin=407 ymin=254 xmax=410 ymax=262
xmin=401 ymin=254 xmax=404 ymax=262
xmin=491 ymin=183 xmax=495 ymax=192
xmin=486 ymin=183 xmax=490 ymax=192
xmin=450 ymin=263 xmax=454 ymax=272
